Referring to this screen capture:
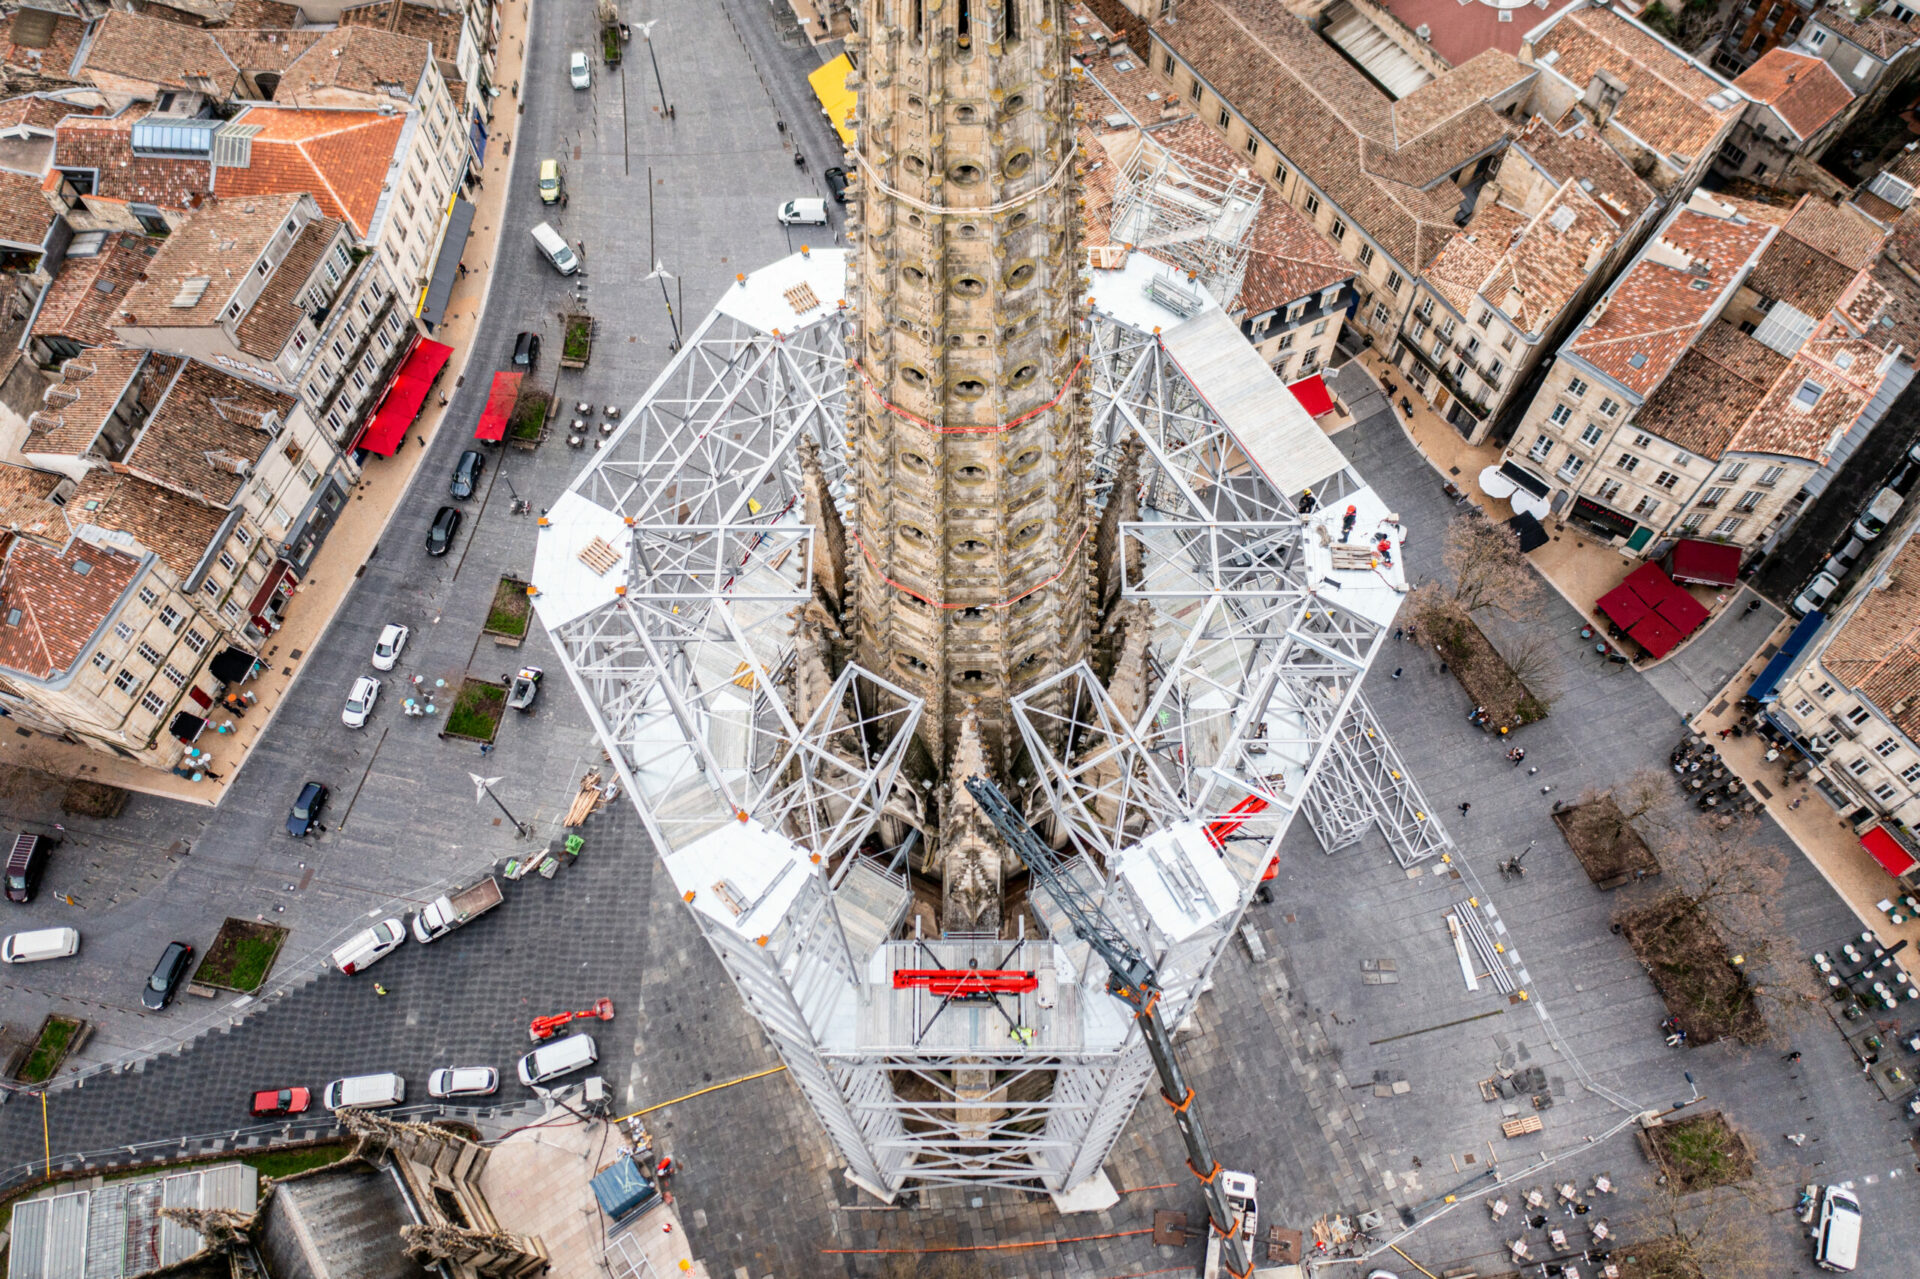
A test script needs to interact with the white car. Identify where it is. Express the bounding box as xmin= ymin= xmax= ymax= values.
xmin=371 ymin=623 xmax=409 ymax=671
xmin=428 ymin=1066 xmax=499 ymax=1099
xmin=569 ymin=51 xmax=590 ymax=89
xmin=342 ymin=675 xmax=381 ymax=728
xmin=1791 ymin=570 xmax=1839 ymax=618
xmin=776 ymin=197 xmax=829 ymax=225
